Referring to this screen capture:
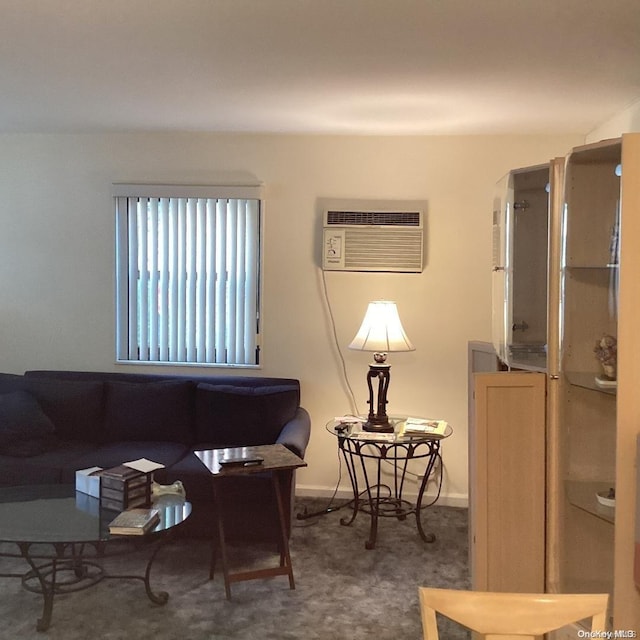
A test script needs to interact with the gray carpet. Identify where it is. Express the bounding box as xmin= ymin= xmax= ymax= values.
xmin=0 ymin=498 xmax=470 ymax=639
